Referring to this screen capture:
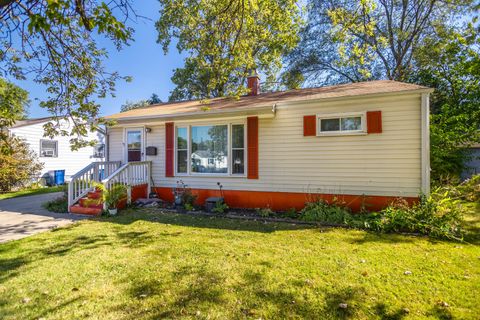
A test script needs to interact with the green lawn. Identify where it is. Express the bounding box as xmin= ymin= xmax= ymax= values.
xmin=0 ymin=208 xmax=479 ymax=319
xmin=463 ymin=201 xmax=480 ymax=243
xmin=0 ymin=186 xmax=64 ymax=200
